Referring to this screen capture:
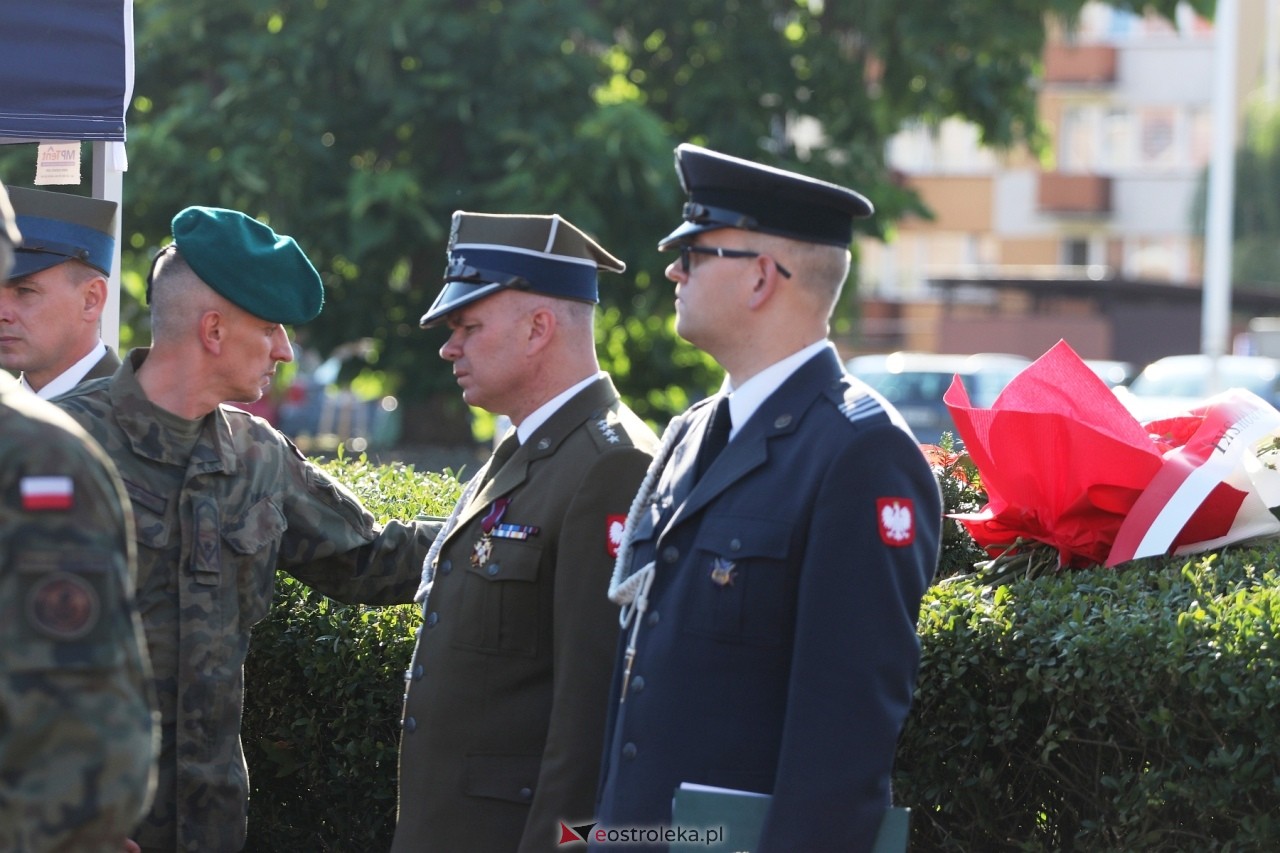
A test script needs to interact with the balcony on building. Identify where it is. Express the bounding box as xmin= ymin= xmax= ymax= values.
xmin=1043 ymin=42 xmax=1118 ymax=85
xmin=1037 ymin=172 xmax=1112 ymax=215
